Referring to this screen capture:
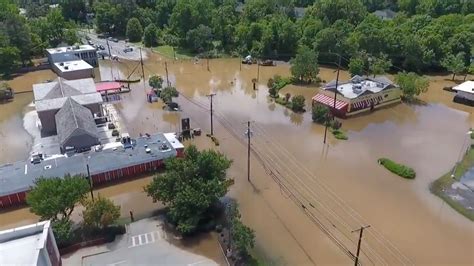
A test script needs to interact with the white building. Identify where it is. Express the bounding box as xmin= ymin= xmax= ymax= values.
xmin=0 ymin=221 xmax=61 ymax=266
xmin=46 ymin=45 xmax=98 ymax=67
xmin=52 ymin=60 xmax=94 ymax=80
